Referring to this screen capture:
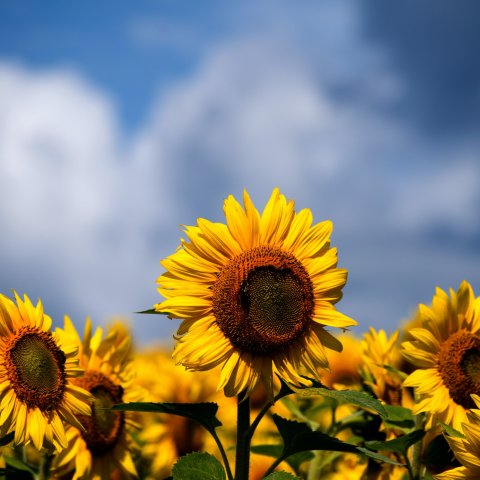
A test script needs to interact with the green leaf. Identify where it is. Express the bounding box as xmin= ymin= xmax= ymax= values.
xmin=273 ymin=415 xmax=359 ymax=456
xmin=0 ymin=432 xmax=14 ymax=447
xmin=382 ymin=405 xmax=415 ymax=430
xmin=440 ymin=422 xmax=465 ymax=438
xmin=263 ymin=472 xmax=302 ymax=479
xmin=381 ymin=364 xmax=408 ymax=381
xmin=272 ymin=415 xmax=405 ymax=468
xmin=112 ymin=402 xmax=222 ymax=434
xmin=136 ymin=308 xmax=168 ymax=314
xmin=423 ymin=434 xmax=460 ymax=472
xmin=250 ymin=444 xmax=283 ymax=458
xmin=280 ymin=397 xmax=319 ymax=430
xmin=250 ymin=444 xmax=313 ymax=472
xmin=276 ymin=378 xmax=296 ymax=400
xmin=0 ymin=468 xmax=34 ymax=480
xmin=2 ymin=456 xmax=37 ymax=478
xmin=356 ymin=448 xmax=405 ymax=466
xmin=299 ymin=388 xmax=387 ymax=419
xmin=172 ymin=452 xmax=225 ymax=480
xmin=364 ymin=430 xmax=425 ymax=457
